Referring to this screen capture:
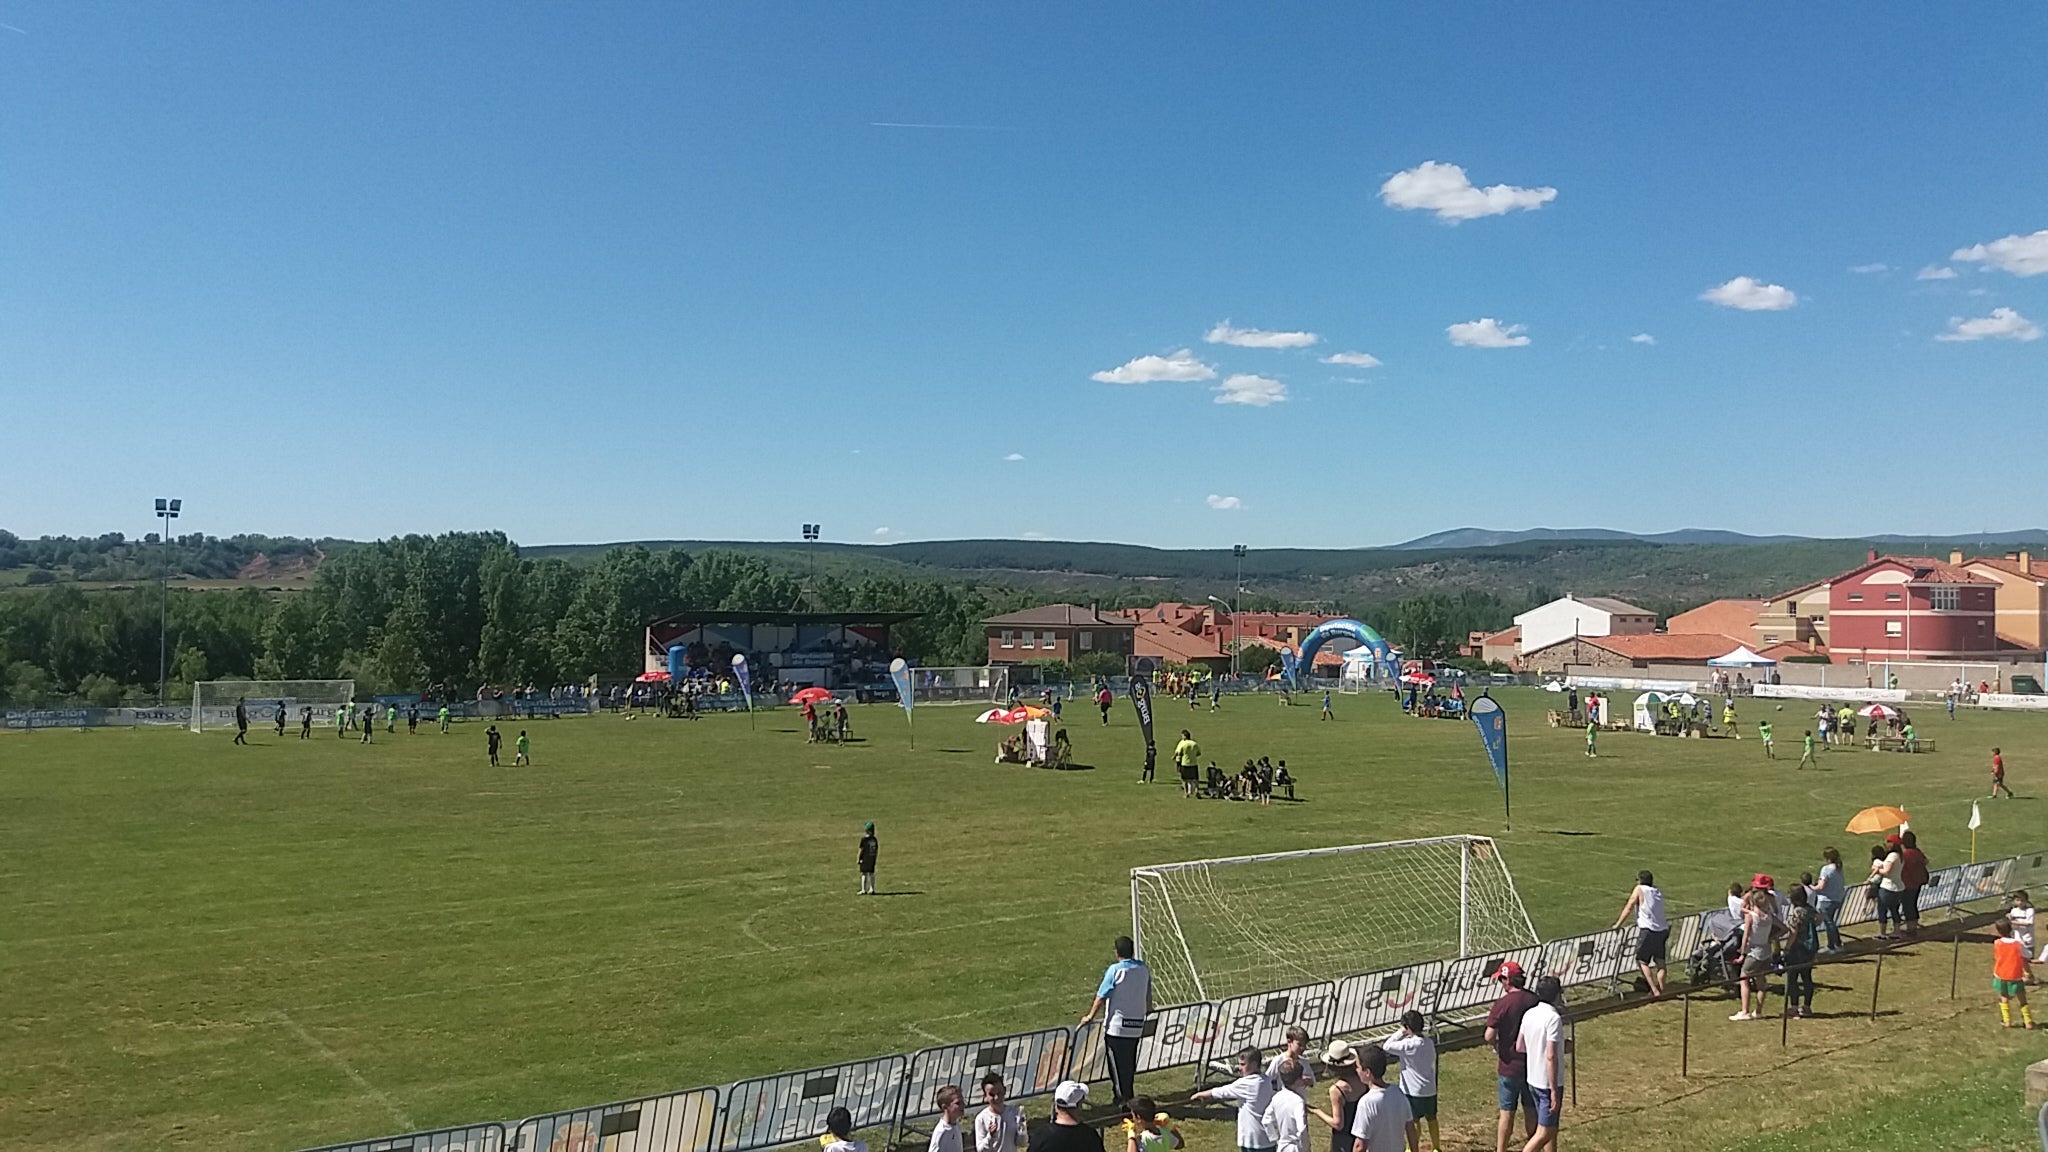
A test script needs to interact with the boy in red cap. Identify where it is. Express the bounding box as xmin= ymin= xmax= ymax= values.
xmin=1483 ymin=961 xmax=1539 ymax=1152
